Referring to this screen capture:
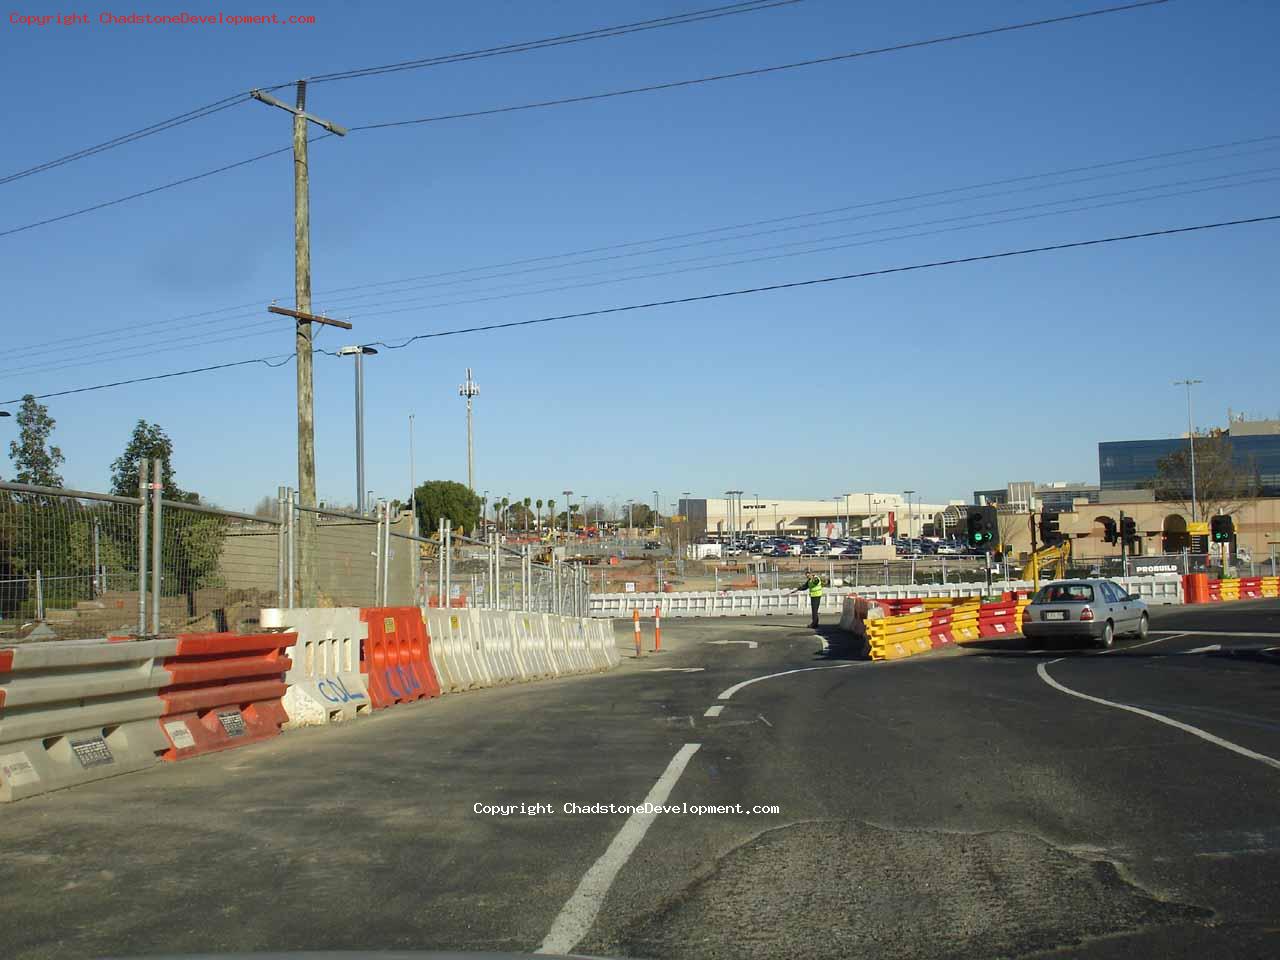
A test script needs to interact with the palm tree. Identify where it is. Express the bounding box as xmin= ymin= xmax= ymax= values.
xmin=536 ymin=499 xmax=543 ymax=534
xmin=547 ymin=499 xmax=556 ymax=535
xmin=499 ymin=497 xmax=509 ymax=535
xmin=523 ymin=497 xmax=532 ymax=535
